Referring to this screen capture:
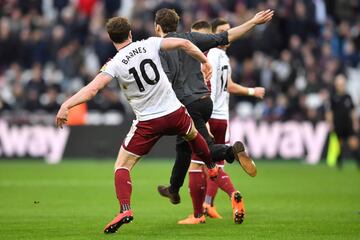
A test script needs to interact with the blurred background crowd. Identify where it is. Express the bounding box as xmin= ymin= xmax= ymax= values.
xmin=0 ymin=0 xmax=359 ymax=124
